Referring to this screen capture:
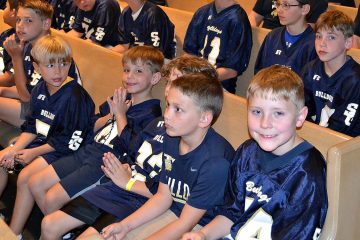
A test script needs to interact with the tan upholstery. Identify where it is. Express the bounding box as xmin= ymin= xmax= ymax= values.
xmin=0 ymin=219 xmax=17 ymax=240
